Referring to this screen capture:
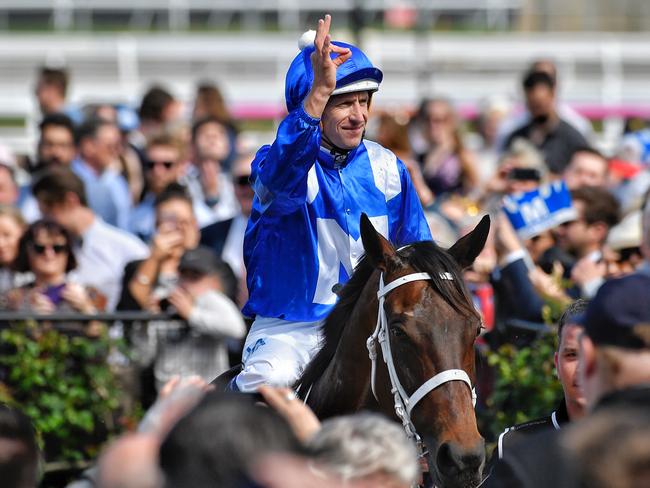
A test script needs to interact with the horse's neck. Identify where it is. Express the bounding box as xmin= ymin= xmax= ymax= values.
xmin=309 ymin=273 xmax=380 ymax=418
